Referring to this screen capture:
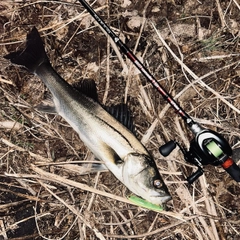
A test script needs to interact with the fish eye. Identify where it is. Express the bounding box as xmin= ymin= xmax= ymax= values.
xmin=153 ymin=179 xmax=162 ymax=189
